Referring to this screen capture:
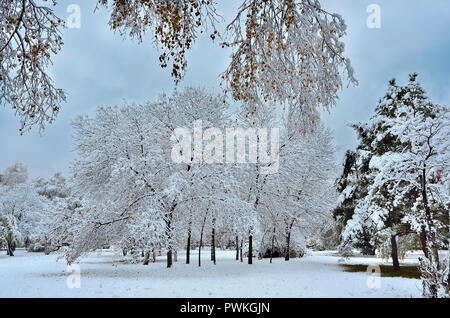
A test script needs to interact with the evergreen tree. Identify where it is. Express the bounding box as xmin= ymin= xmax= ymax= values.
xmin=338 ymin=74 xmax=445 ymax=267
xmin=340 ymin=74 xmax=449 ymax=287
xmin=334 ymin=149 xmax=377 ymax=255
